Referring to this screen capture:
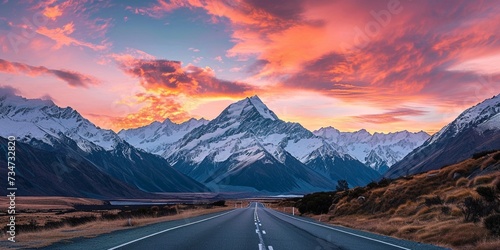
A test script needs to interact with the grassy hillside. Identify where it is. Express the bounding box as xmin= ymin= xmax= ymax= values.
xmin=291 ymin=150 xmax=500 ymax=249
